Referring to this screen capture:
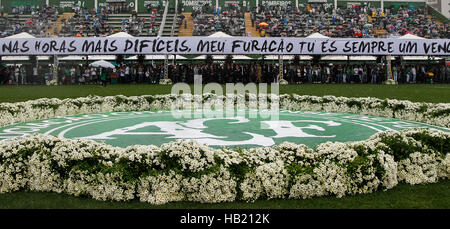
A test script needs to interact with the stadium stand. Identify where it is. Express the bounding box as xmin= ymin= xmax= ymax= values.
xmin=244 ymin=12 xmax=259 ymax=37
xmin=191 ymin=3 xmax=246 ymax=36
xmin=178 ymin=12 xmax=194 ymax=36
xmin=0 ymin=0 xmax=448 ymax=86
xmin=250 ymin=2 xmax=448 ymax=38
xmin=1 ymin=1 xmax=445 ymax=39
xmin=55 ymin=3 xmax=179 ymax=37
xmin=59 ymin=8 xmax=162 ymax=37
xmin=0 ymin=5 xmax=59 ymax=37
